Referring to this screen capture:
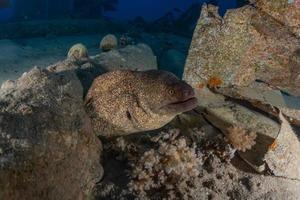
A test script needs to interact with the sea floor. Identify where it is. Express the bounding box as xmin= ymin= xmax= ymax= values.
xmin=0 ymin=32 xmax=190 ymax=85
xmin=0 ymin=34 xmax=105 ymax=84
